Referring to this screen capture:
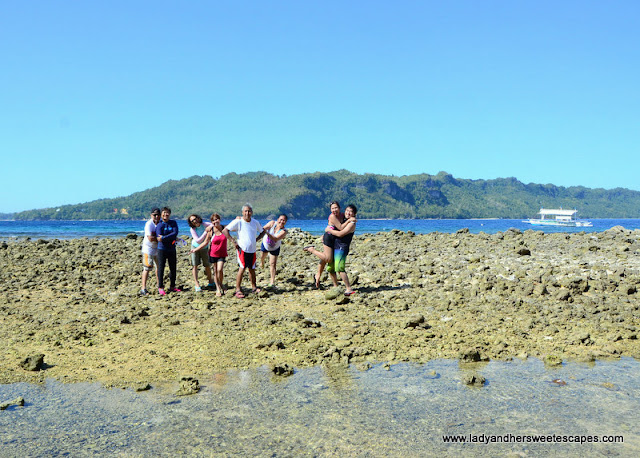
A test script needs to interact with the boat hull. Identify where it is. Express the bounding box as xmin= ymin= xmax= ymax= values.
xmin=523 ymin=219 xmax=593 ymax=227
